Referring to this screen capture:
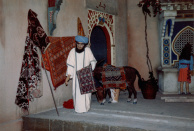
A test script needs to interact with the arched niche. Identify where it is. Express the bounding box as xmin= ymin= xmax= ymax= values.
xmin=88 ymin=9 xmax=115 ymax=65
xmin=172 ymin=26 xmax=194 ymax=66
